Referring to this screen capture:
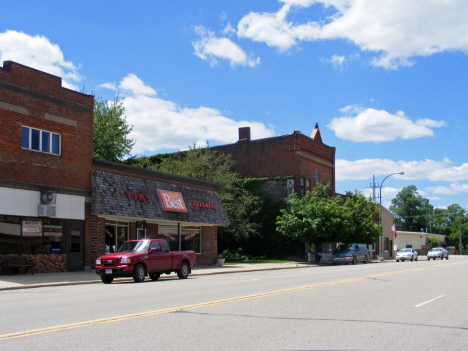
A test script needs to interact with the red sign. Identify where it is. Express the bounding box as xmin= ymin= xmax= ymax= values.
xmin=157 ymin=190 xmax=187 ymax=212
xmin=192 ymin=201 xmax=216 ymax=210
xmin=124 ymin=190 xmax=150 ymax=203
